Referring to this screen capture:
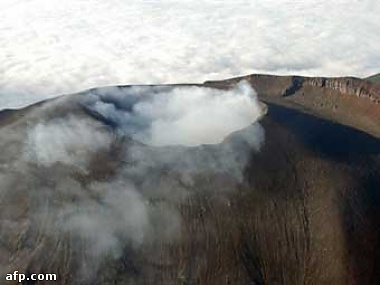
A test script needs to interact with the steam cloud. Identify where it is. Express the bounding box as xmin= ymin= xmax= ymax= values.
xmin=0 ymin=82 xmax=265 ymax=281
xmin=84 ymin=81 xmax=263 ymax=147
xmin=1 ymin=0 xmax=380 ymax=109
